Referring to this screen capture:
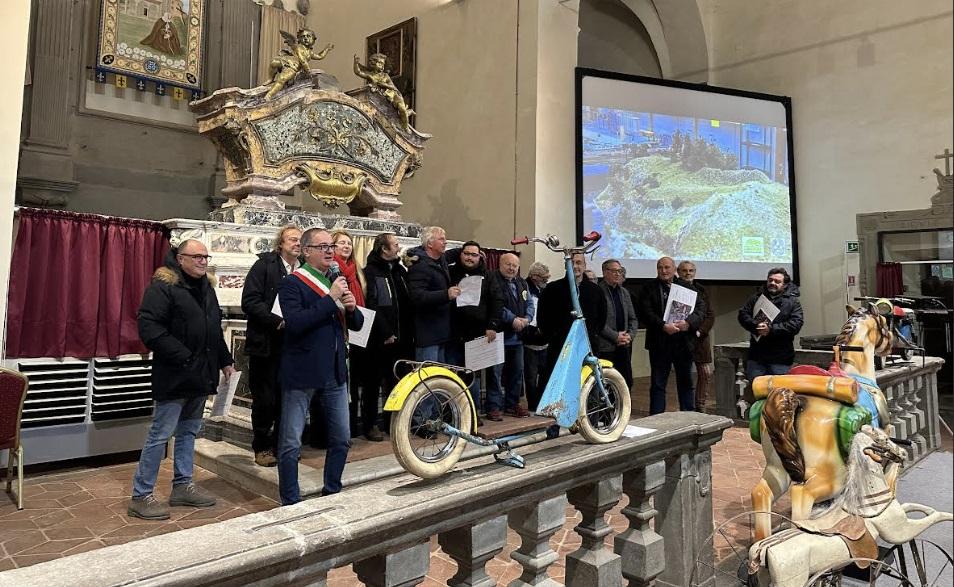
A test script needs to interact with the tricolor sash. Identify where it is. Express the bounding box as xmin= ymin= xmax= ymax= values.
xmin=290 ymin=264 xmax=347 ymax=331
